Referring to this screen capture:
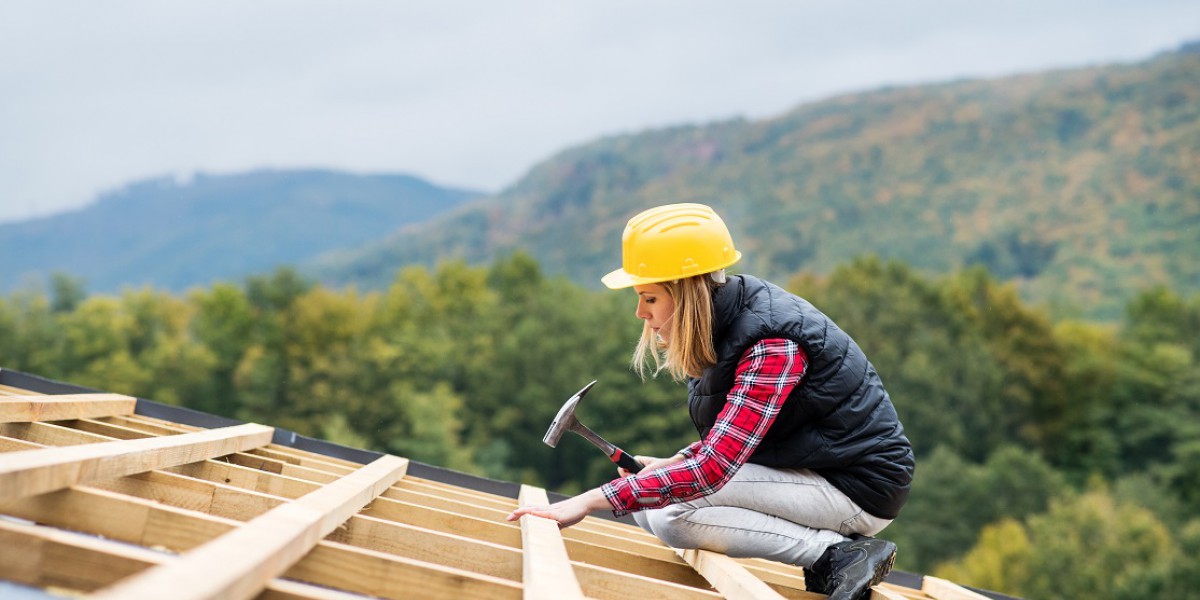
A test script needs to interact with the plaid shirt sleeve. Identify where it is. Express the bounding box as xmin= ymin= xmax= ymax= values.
xmin=601 ymin=338 xmax=807 ymax=516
